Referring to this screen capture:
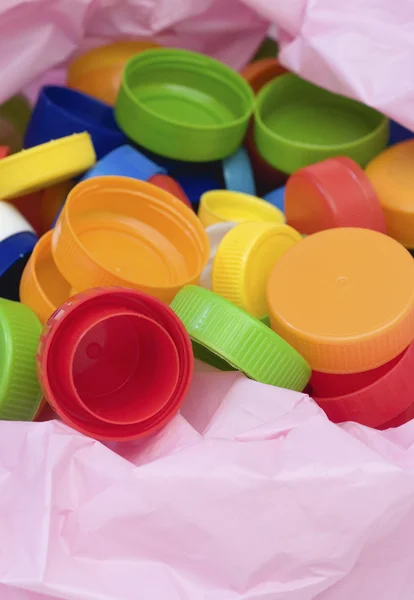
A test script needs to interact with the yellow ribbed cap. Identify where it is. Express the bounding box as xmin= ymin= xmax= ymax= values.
xmin=198 ymin=190 xmax=285 ymax=228
xmin=212 ymin=222 xmax=301 ymax=317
